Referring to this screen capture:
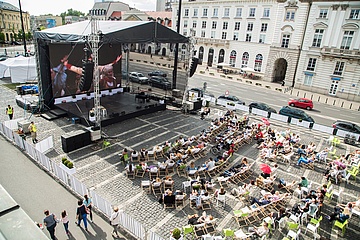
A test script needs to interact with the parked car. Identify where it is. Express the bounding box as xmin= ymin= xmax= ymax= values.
xmin=148 ymin=70 xmax=167 ymax=77
xmin=279 ymin=106 xmax=315 ymax=122
xmin=148 ymin=76 xmax=172 ymax=90
xmin=216 ymin=94 xmax=245 ymax=106
xmin=129 ymin=72 xmax=148 ymax=84
xmin=189 ymin=88 xmax=215 ymax=98
xmin=249 ymin=102 xmax=277 ymax=113
xmin=11 ymin=41 xmax=21 ymax=45
xmin=288 ymin=98 xmax=313 ymax=110
xmin=332 ymin=121 xmax=360 ymax=134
